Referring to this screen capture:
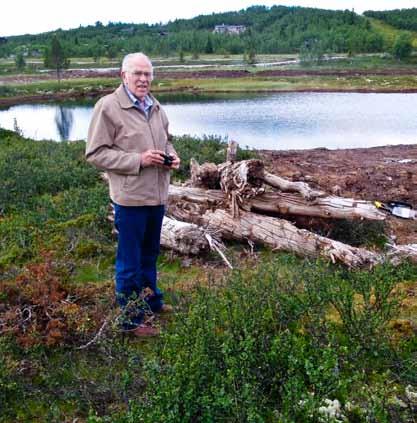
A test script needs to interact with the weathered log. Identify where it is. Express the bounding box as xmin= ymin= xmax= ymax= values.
xmin=160 ymin=216 xmax=209 ymax=255
xmin=218 ymin=159 xmax=264 ymax=196
xmin=219 ymin=159 xmax=265 ymax=217
xmin=168 ymin=185 xmax=386 ymax=221
xmin=262 ymin=170 xmax=325 ymax=200
xmin=190 ymin=158 xmax=220 ymax=189
xmin=251 ymin=192 xmax=386 ymax=220
xmin=189 ymin=159 xmax=325 ymax=201
xmin=167 ymin=205 xmax=380 ymax=268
